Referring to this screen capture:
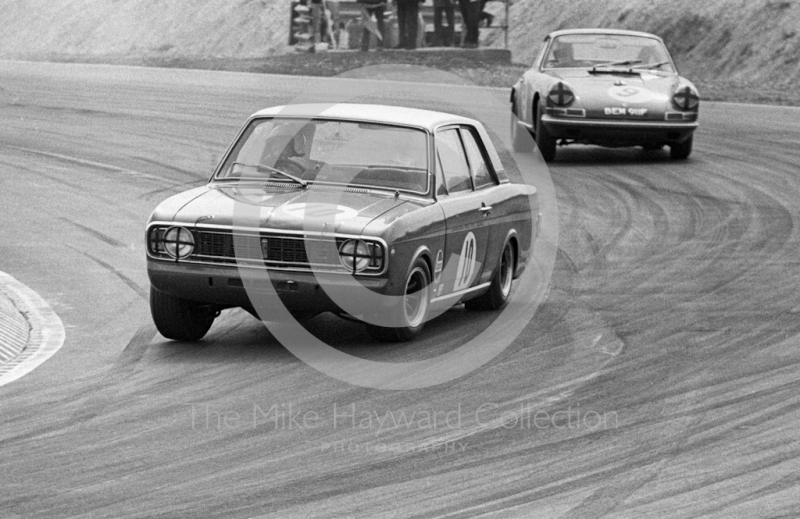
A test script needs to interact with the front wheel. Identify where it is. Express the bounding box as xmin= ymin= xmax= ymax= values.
xmin=466 ymin=240 xmax=515 ymax=311
xmin=535 ymin=101 xmax=557 ymax=162
xmin=150 ymin=288 xmax=216 ymax=341
xmin=366 ymin=258 xmax=431 ymax=342
xmin=670 ymin=135 xmax=693 ymax=160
